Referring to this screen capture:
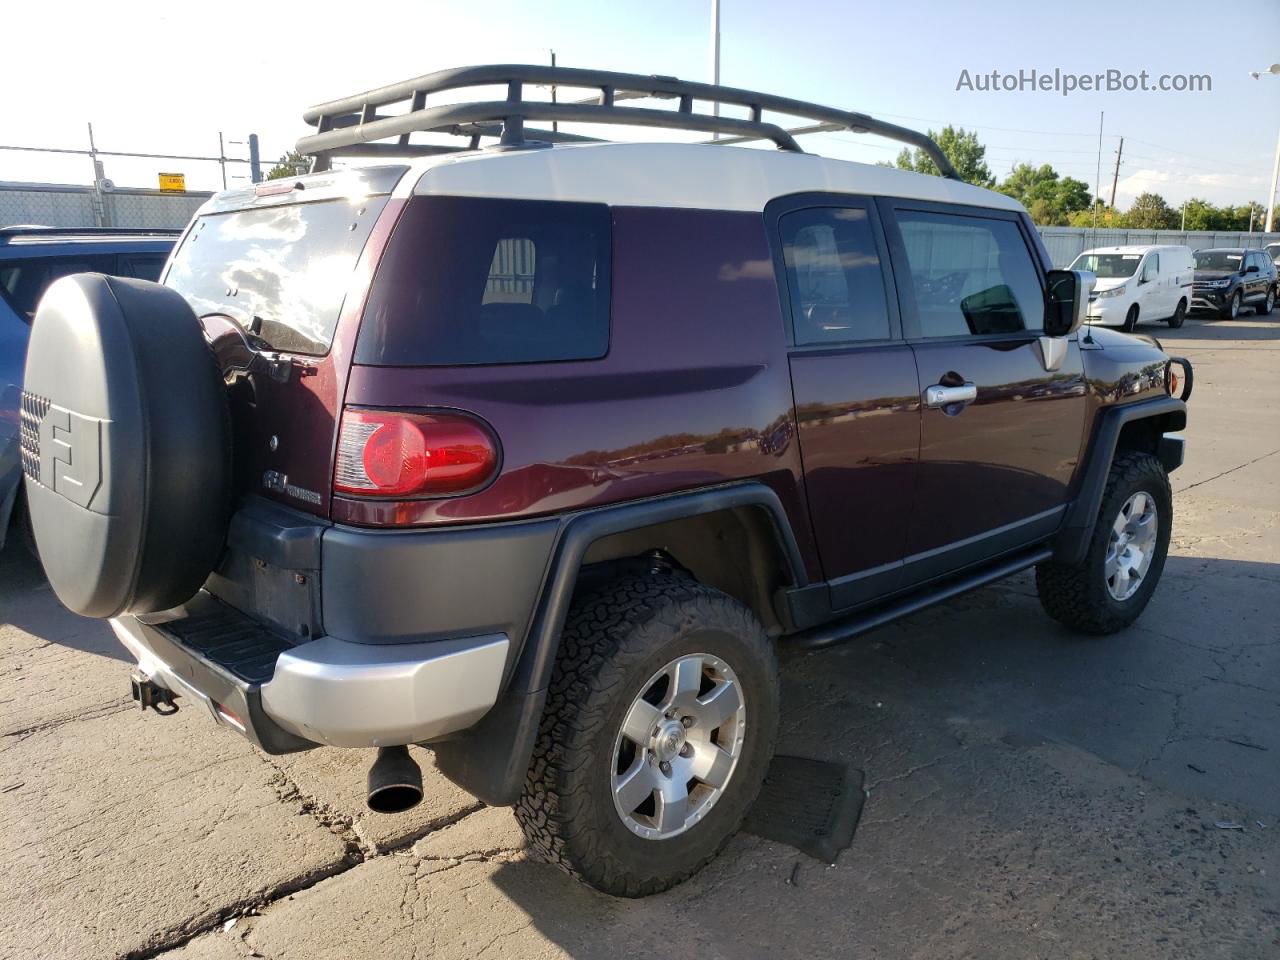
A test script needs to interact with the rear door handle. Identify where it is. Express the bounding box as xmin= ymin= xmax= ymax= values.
xmin=924 ymin=382 xmax=977 ymax=409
